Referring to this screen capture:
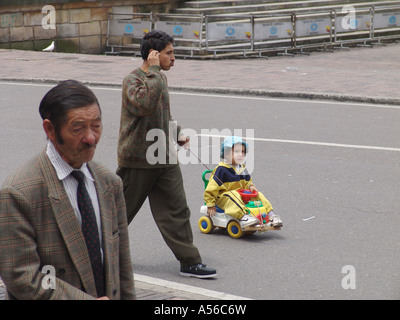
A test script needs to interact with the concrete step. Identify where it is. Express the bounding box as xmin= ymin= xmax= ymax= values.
xmin=173 ymin=0 xmax=347 ymax=14
xmin=172 ymin=0 xmax=397 ymax=15
xmin=182 ymin=0 xmax=298 ymax=9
